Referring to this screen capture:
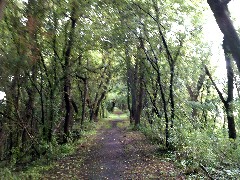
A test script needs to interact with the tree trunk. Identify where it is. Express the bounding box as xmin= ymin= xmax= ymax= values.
xmin=169 ymin=63 xmax=175 ymax=128
xmin=135 ymin=39 xmax=145 ymax=127
xmin=157 ymin=72 xmax=170 ymax=148
xmin=127 ymin=79 xmax=132 ymax=121
xmin=81 ymin=78 xmax=88 ymax=127
xmin=207 ymin=0 xmax=240 ymax=73
xmin=125 ymin=47 xmax=136 ymax=124
xmin=63 ymin=77 xmax=71 ymax=141
xmin=63 ymin=6 xmax=77 ymax=143
xmin=48 ymin=90 xmax=54 ymax=142
xmin=223 ymin=38 xmax=236 ymax=139
xmin=135 ymin=76 xmax=143 ymax=126
xmin=130 ymin=65 xmax=138 ymax=124
xmin=93 ymin=91 xmax=107 ymax=121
